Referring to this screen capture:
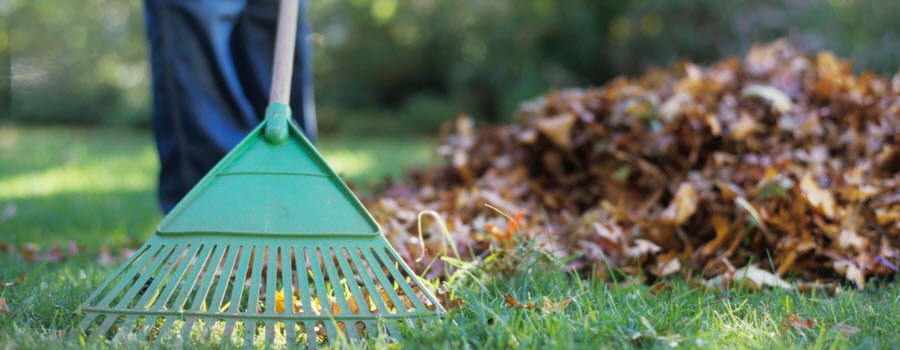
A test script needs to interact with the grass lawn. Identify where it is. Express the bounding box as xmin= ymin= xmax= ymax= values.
xmin=0 ymin=124 xmax=897 ymax=349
